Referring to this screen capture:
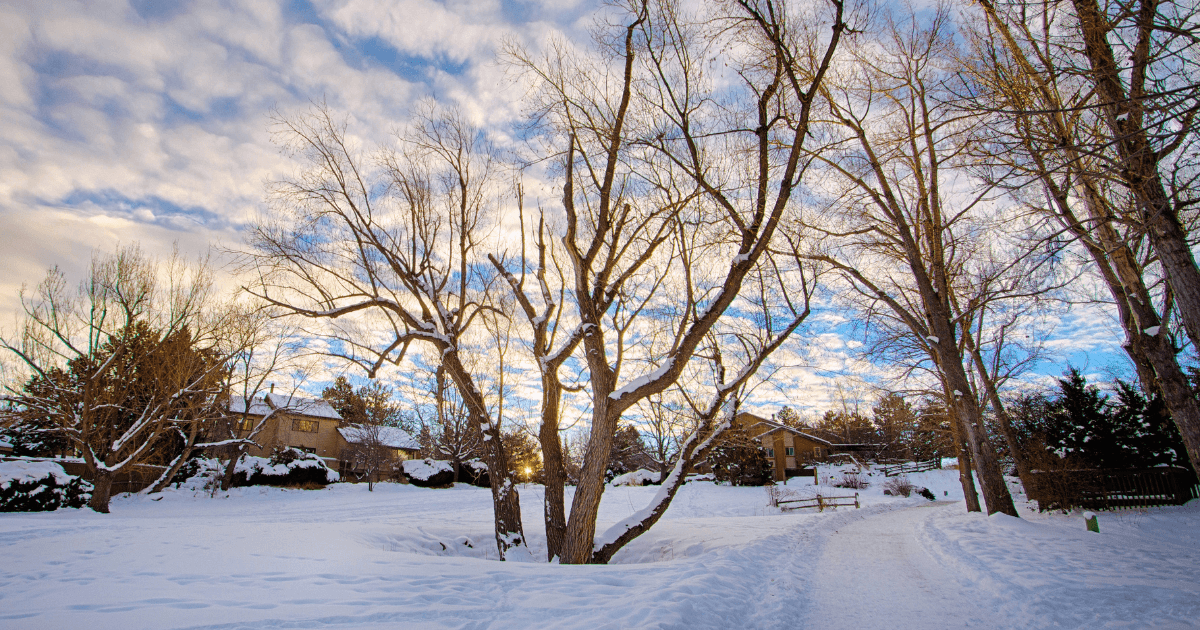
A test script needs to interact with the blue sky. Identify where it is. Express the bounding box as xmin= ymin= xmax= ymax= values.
xmin=0 ymin=0 xmax=1129 ymax=419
